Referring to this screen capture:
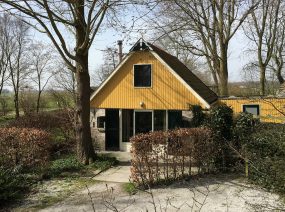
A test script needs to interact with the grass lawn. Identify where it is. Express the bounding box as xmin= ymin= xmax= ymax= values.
xmin=4 ymin=154 xmax=118 ymax=211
